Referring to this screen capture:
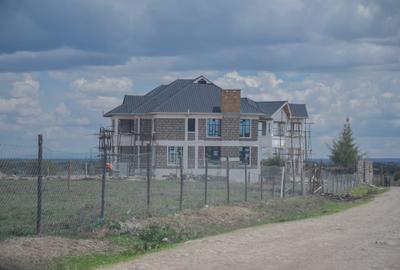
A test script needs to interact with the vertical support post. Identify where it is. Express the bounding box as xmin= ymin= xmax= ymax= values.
xmin=67 ymin=160 xmax=71 ymax=191
xmin=280 ymin=165 xmax=285 ymax=198
xmin=100 ymin=134 xmax=107 ymax=222
xmin=300 ymin=164 xmax=305 ymax=196
xmin=36 ymin=134 xmax=43 ymax=235
xmin=260 ymin=174 xmax=263 ymax=200
xmin=319 ymin=160 xmax=324 ymax=194
xmin=244 ymin=162 xmax=248 ymax=202
xmin=85 ymin=162 xmax=88 ymax=178
xmin=146 ymin=144 xmax=151 ymax=212
xmin=292 ymin=159 xmax=296 ymax=195
xmin=272 ymin=173 xmax=275 ymax=198
xmin=204 ymin=156 xmax=208 ymax=206
xmin=226 ymin=156 xmax=230 ymax=204
xmin=179 ymin=153 xmax=184 ymax=210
